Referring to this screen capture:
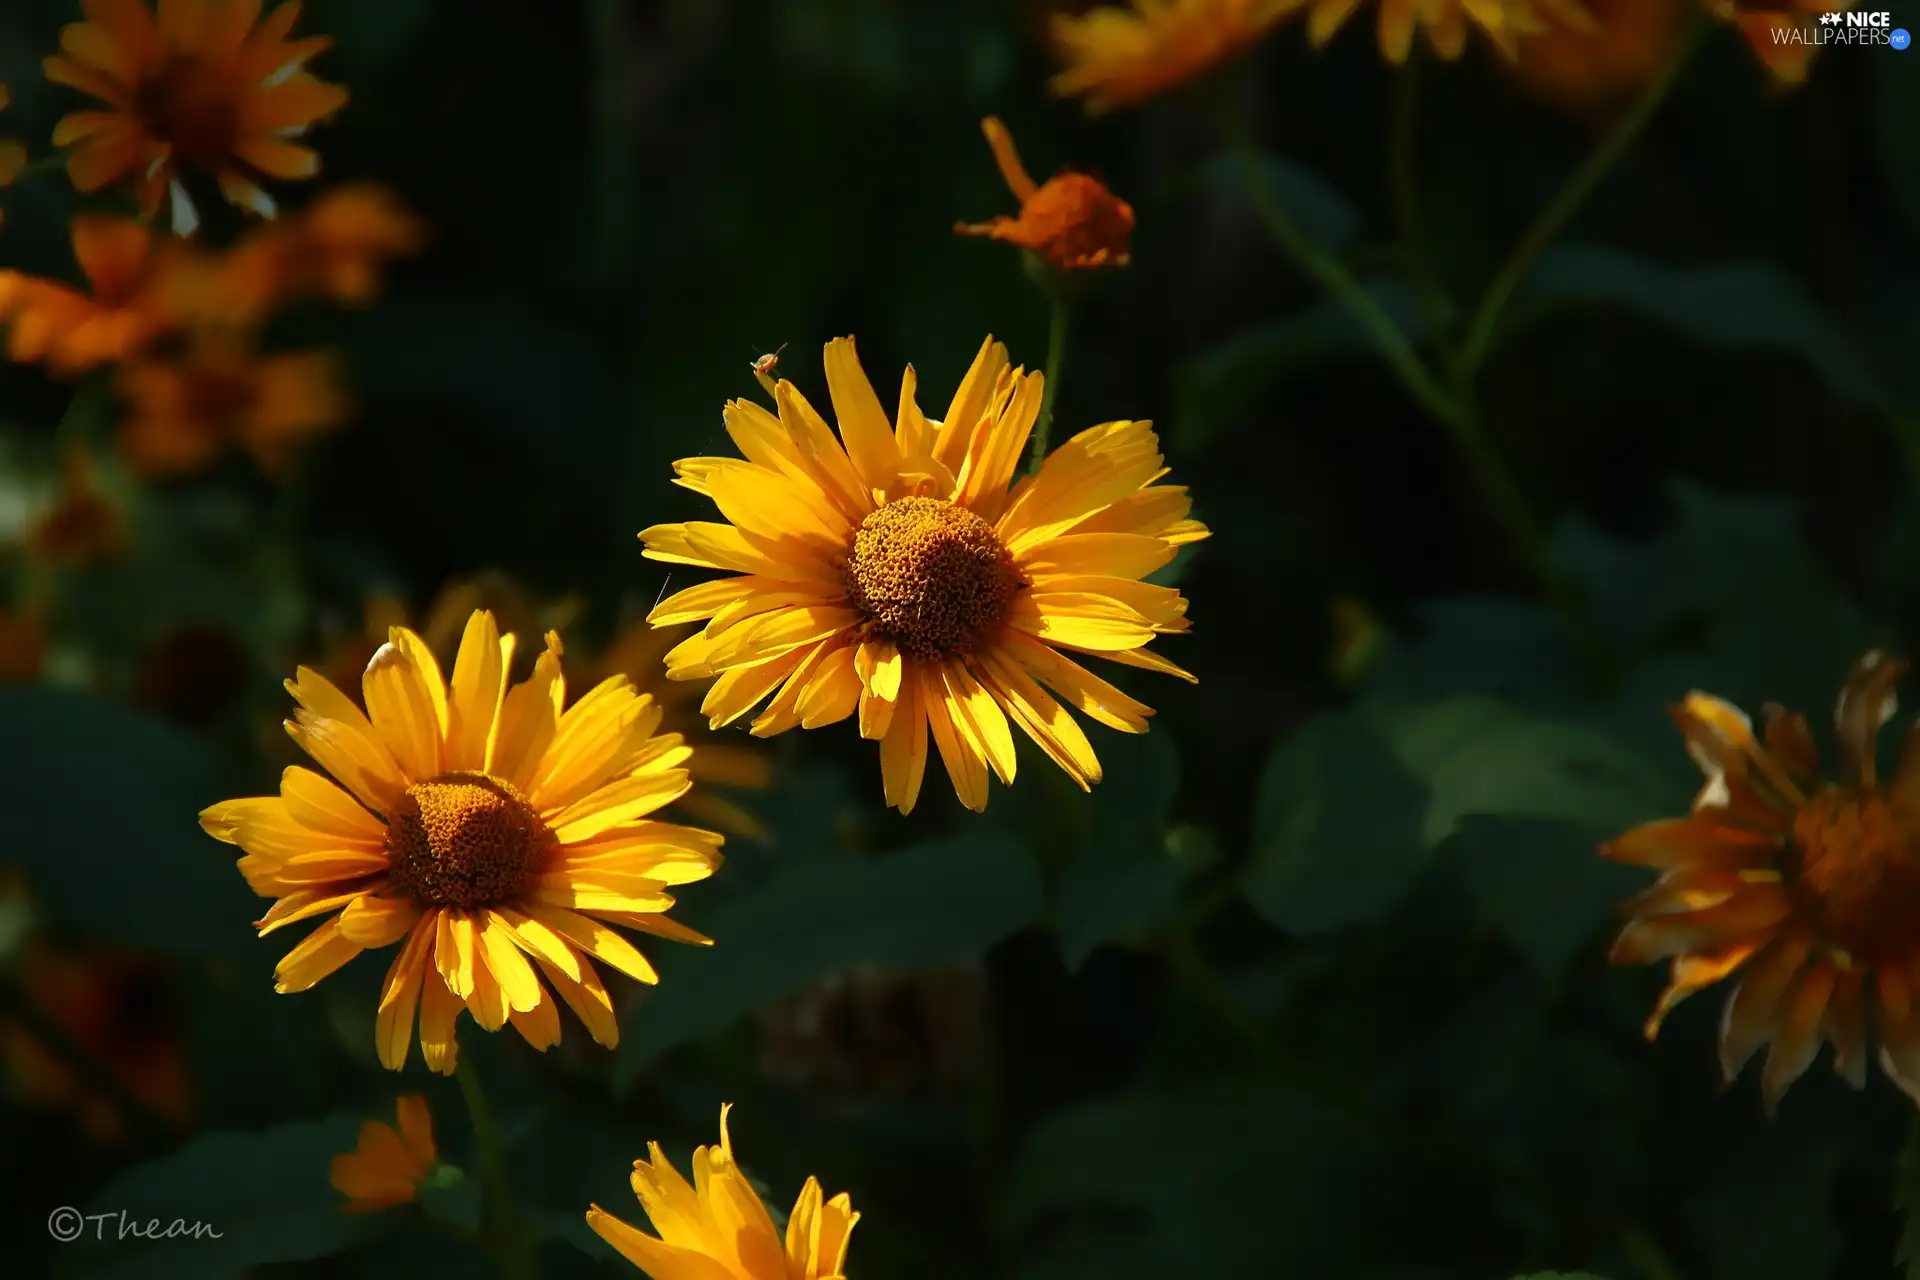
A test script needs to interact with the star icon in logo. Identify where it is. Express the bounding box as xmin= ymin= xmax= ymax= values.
xmin=1819 ymin=10 xmax=1841 ymax=22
